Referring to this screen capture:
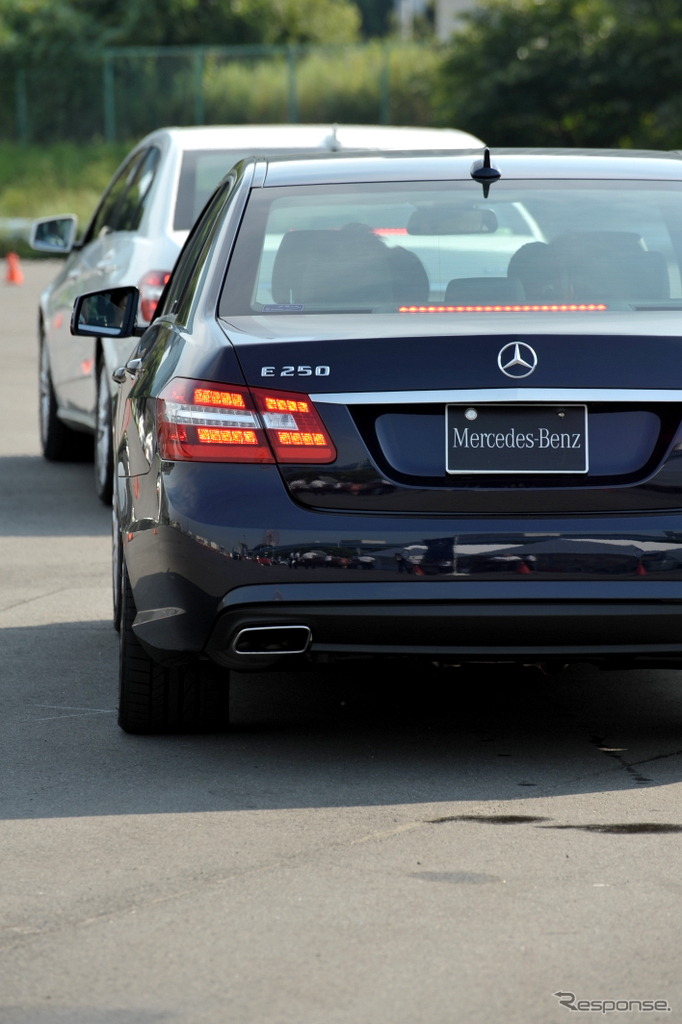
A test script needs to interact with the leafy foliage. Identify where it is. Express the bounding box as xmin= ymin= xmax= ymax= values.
xmin=435 ymin=0 xmax=682 ymax=148
xmin=3 ymin=0 xmax=682 ymax=150
xmin=353 ymin=0 xmax=394 ymax=37
xmin=3 ymin=0 xmax=362 ymax=48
